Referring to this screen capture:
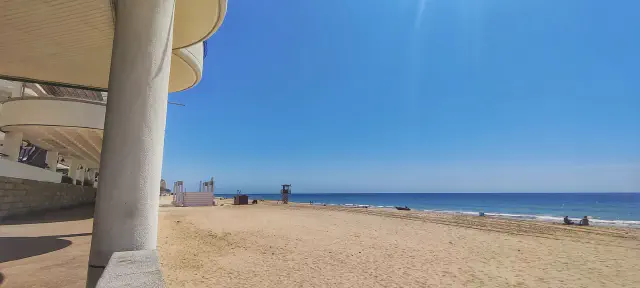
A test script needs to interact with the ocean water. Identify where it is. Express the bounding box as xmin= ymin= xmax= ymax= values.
xmin=219 ymin=193 xmax=640 ymax=228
